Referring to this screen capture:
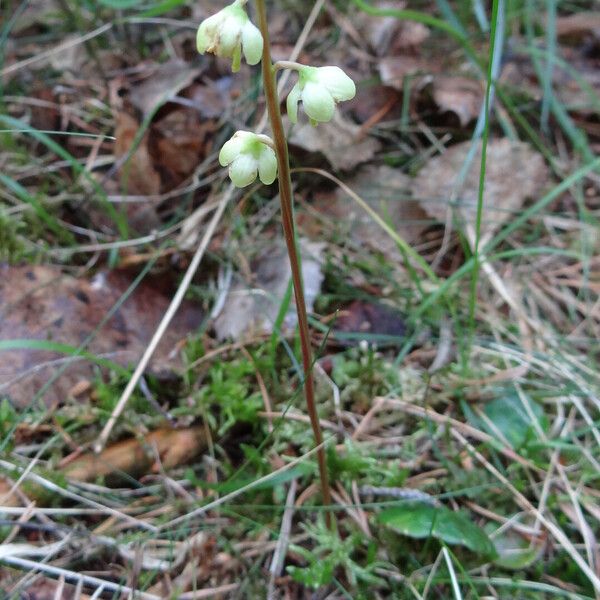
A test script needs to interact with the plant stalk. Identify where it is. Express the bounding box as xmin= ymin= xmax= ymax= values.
xmin=255 ymin=0 xmax=333 ymax=528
